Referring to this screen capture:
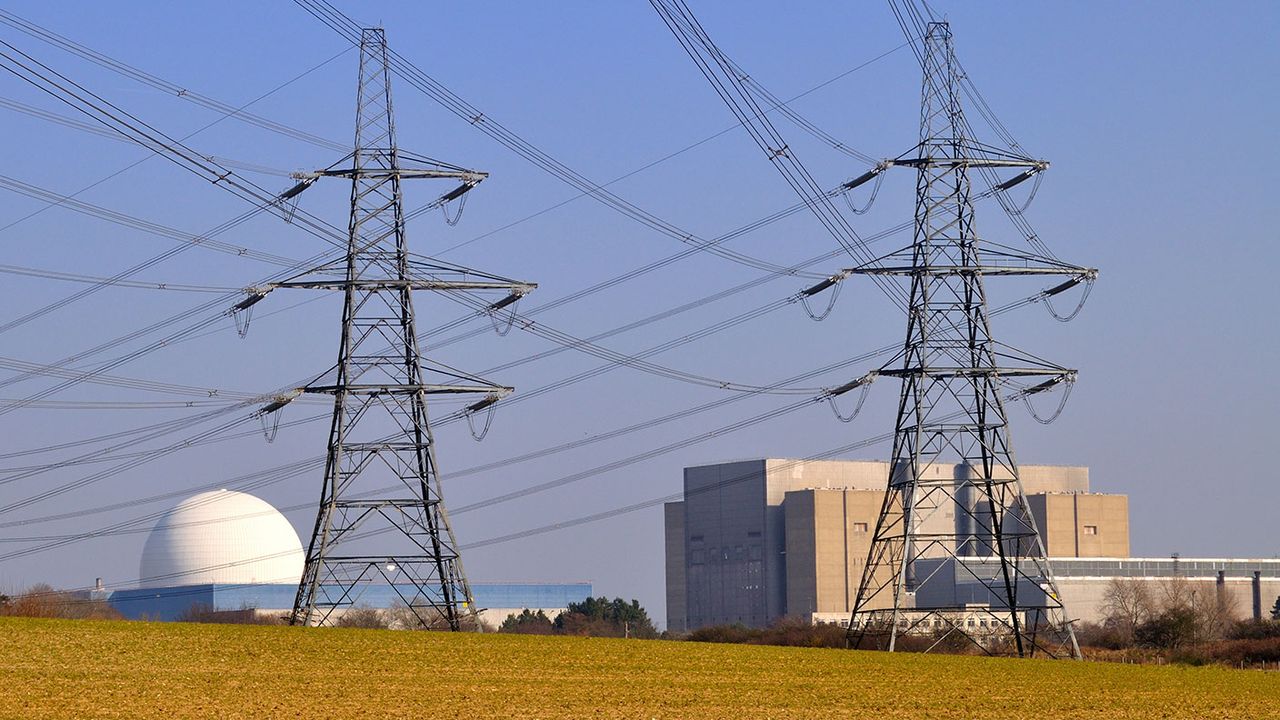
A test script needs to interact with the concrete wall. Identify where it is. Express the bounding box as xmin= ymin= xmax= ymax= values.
xmin=1026 ymin=494 xmax=1129 ymax=558
xmin=673 ymin=459 xmax=1104 ymax=631
xmin=1051 ymin=558 xmax=1280 ymax=624
xmin=783 ymin=488 xmax=887 ymax=618
xmin=1057 ymin=576 xmax=1280 ymax=626
xmin=683 ymin=460 xmax=768 ymax=629
xmin=763 ymin=459 xmax=888 ymax=622
xmin=1019 ymin=465 xmax=1089 ymax=494
xmin=663 ymin=502 xmax=687 ymax=633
